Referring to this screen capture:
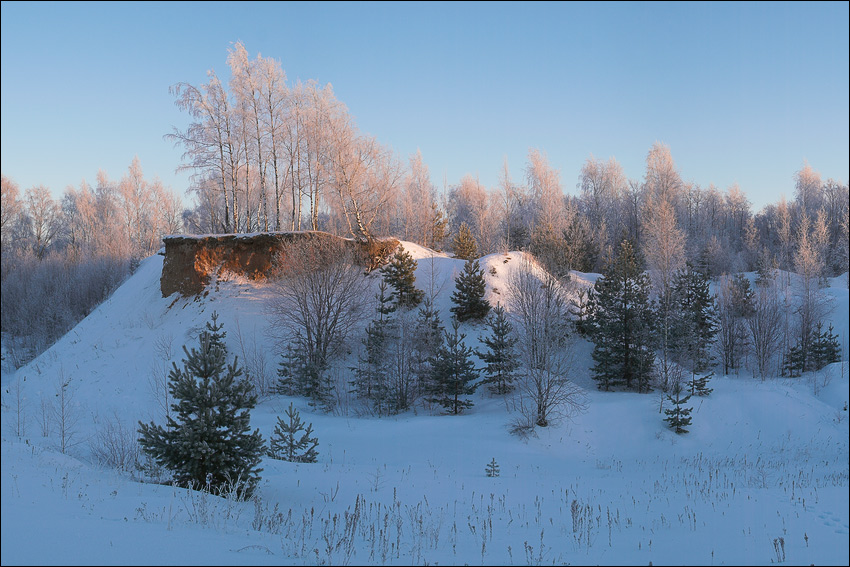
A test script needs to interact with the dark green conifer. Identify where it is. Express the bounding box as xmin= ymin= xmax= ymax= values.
xmin=812 ymin=323 xmax=841 ymax=370
xmin=664 ymin=382 xmax=693 ymax=434
xmin=671 ymin=264 xmax=719 ymax=396
xmin=476 ymin=303 xmax=519 ymax=395
xmin=276 ymin=343 xmax=307 ymax=396
xmin=138 ymin=317 xmax=265 ymax=496
xmin=268 ymin=402 xmax=319 ymax=463
xmin=588 ymin=240 xmax=656 ymax=392
xmin=351 ymin=281 xmax=396 ymax=414
xmin=426 ymin=318 xmax=478 ymax=414
xmin=785 ymin=321 xmax=842 ymax=376
xmin=450 ymin=258 xmax=491 ymax=322
xmin=412 ymin=297 xmax=446 ymax=397
xmin=381 ymin=245 xmax=424 ymax=309
xmin=672 ymin=264 xmax=719 ymax=374
xmin=205 ymin=311 xmax=227 ymax=352
xmin=452 ymin=222 xmax=478 ymax=260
